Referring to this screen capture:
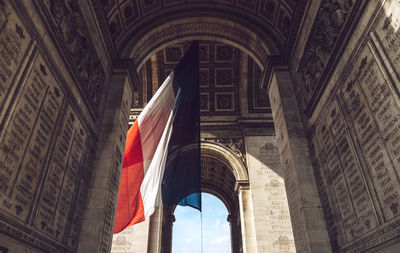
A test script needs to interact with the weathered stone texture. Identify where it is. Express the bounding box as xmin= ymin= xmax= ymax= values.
xmin=245 ymin=136 xmax=295 ymax=253
xmin=78 ymin=73 xmax=132 ymax=253
xmin=269 ymin=70 xmax=332 ymax=253
xmin=301 ymin=0 xmax=400 ymax=252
